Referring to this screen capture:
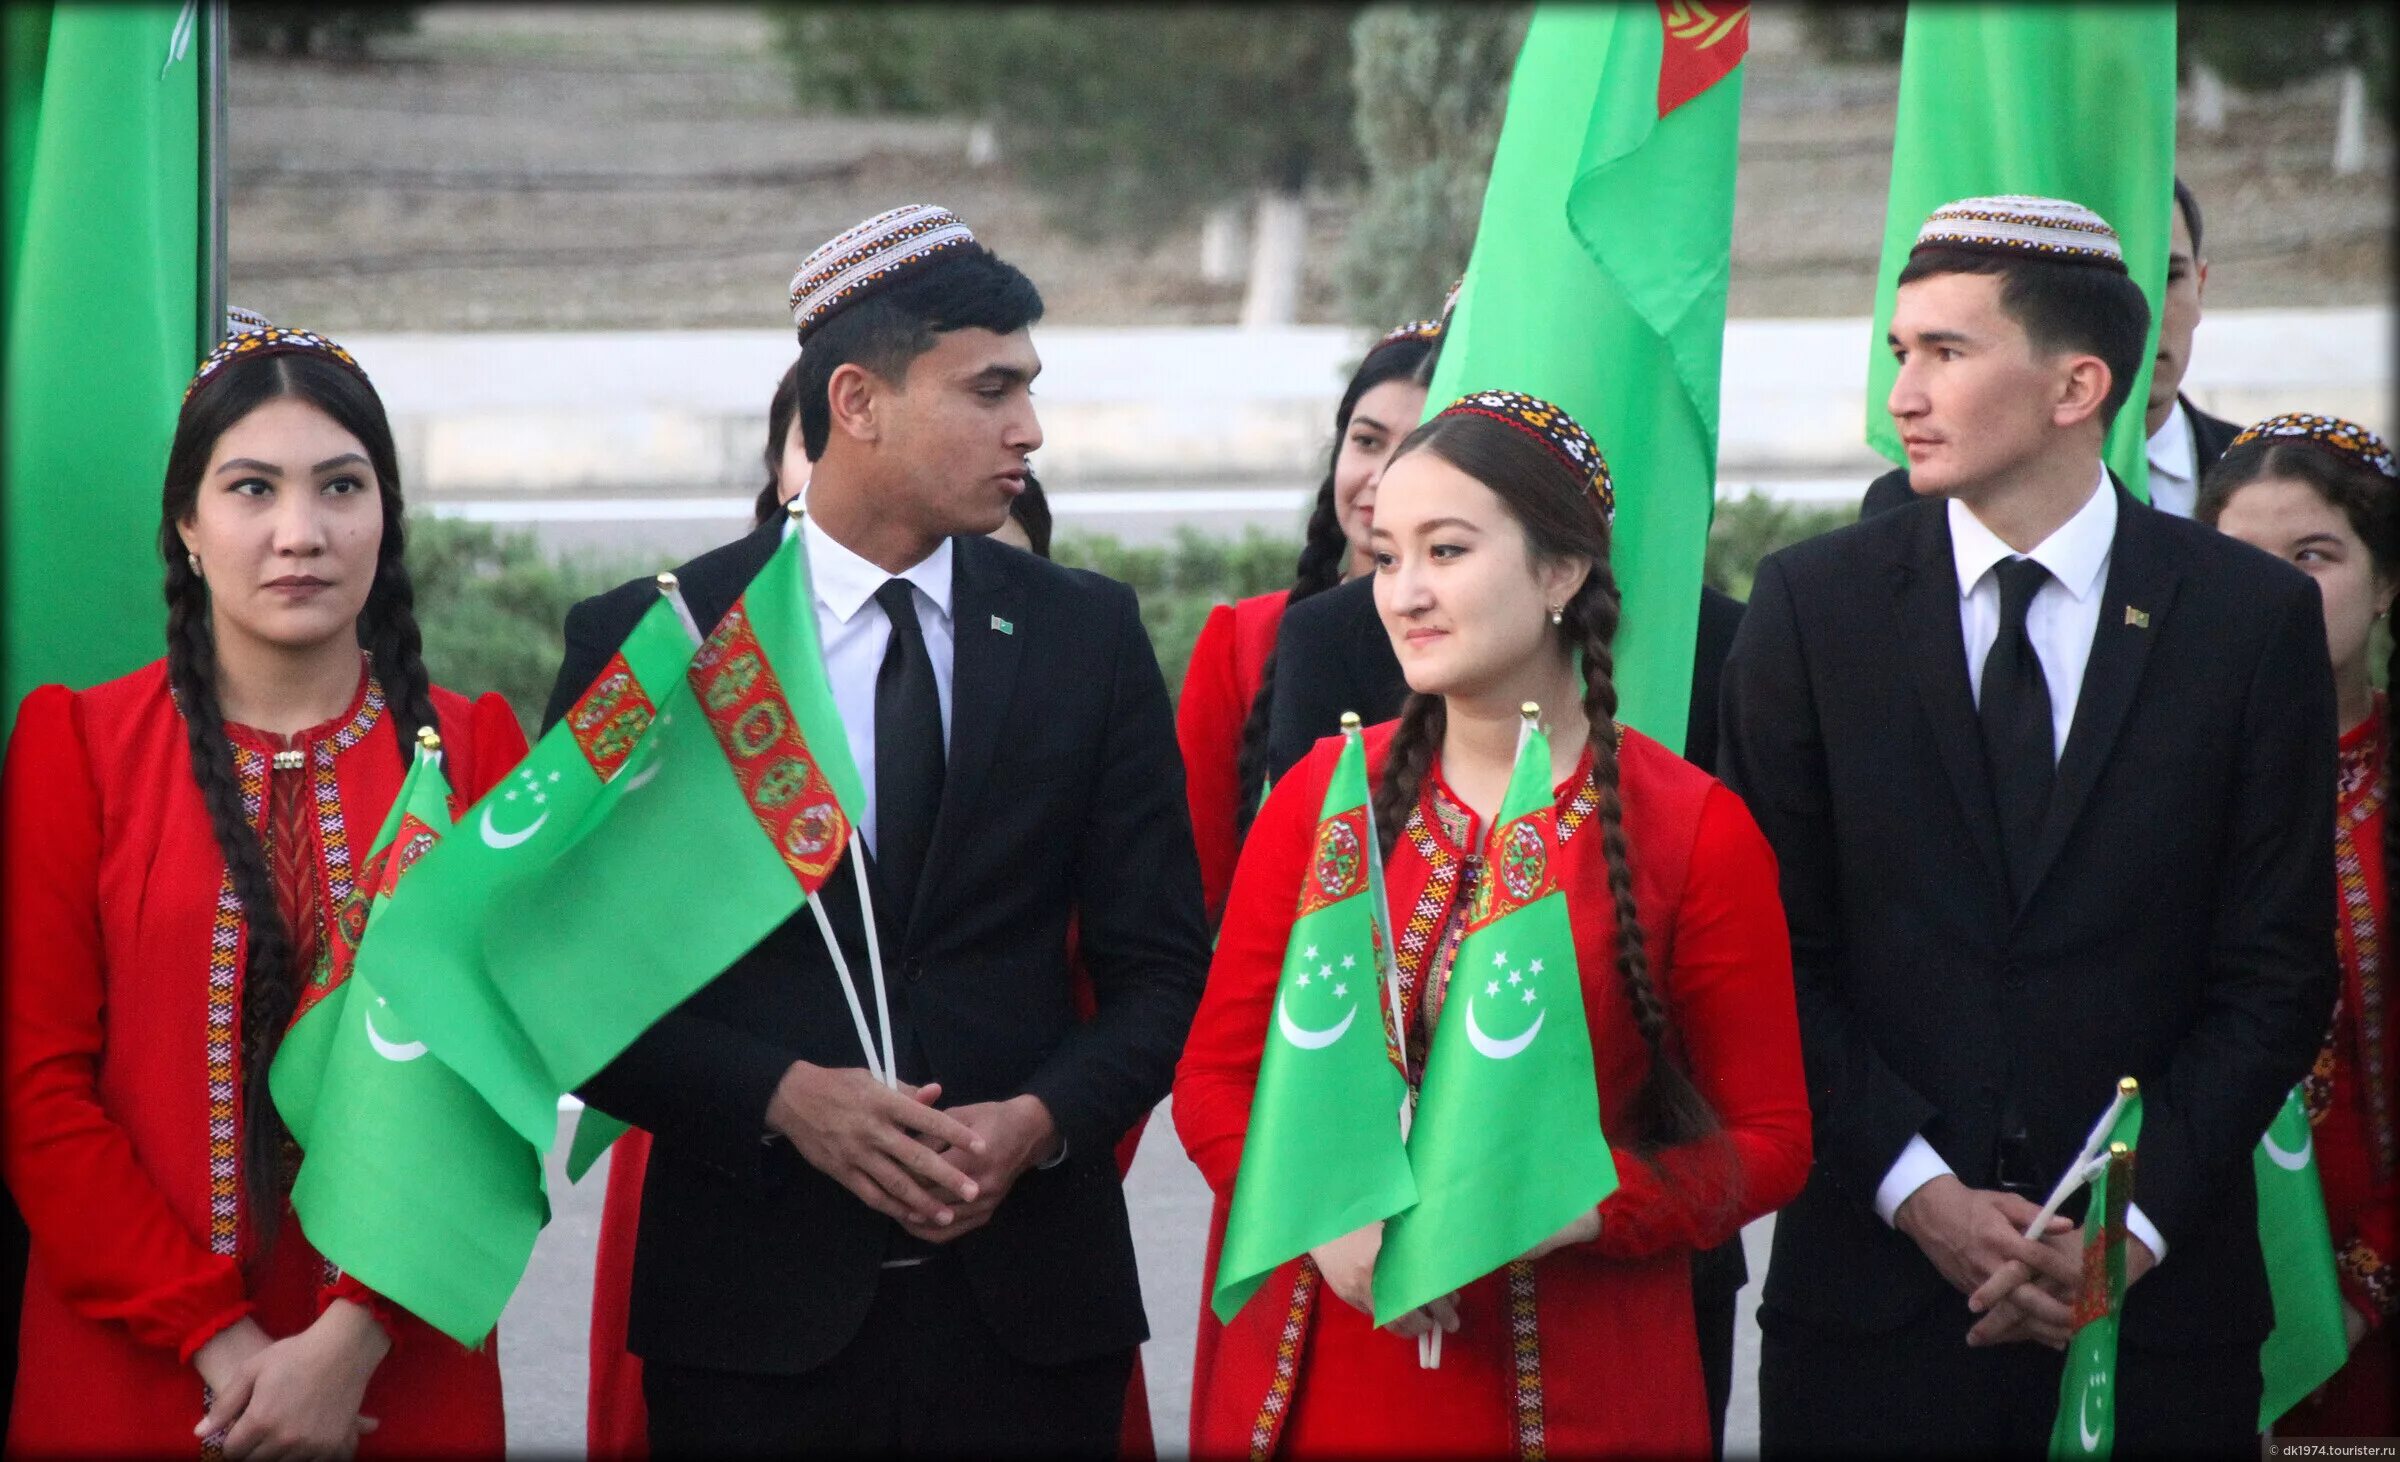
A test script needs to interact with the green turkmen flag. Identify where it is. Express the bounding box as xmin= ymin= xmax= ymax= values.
xmin=2050 ymin=1094 xmax=2144 ymax=1461
xmin=1212 ymin=728 xmax=1416 ymax=1324
xmin=2254 ymin=1085 xmax=2349 ymax=1428
xmin=365 ymin=526 xmax=865 ymax=1164
xmin=4 ymin=2 xmax=213 ymax=735
xmin=1374 ymin=712 xmax=1617 ymax=1324
xmin=270 ymin=732 xmax=545 ymax=1347
xmin=1426 ymin=1 xmax=1747 ymax=756
xmin=1867 ymin=4 xmax=2177 ymax=501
